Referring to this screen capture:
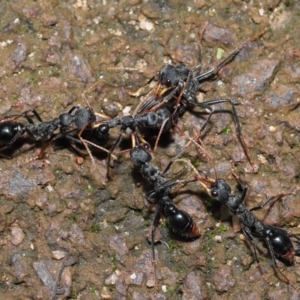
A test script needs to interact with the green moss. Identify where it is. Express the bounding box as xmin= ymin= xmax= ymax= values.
xmin=221 ymin=126 xmax=231 ymax=135
xmin=112 ymin=264 xmax=117 ymax=271
xmin=167 ymin=240 xmax=177 ymax=252
xmin=90 ymin=224 xmax=101 ymax=233
xmin=204 ymin=196 xmax=214 ymax=208
xmin=193 ymin=160 xmax=200 ymax=168
xmin=161 ymin=219 xmax=168 ymax=228
xmin=110 ymin=255 xmax=118 ymax=271
xmin=284 ymin=0 xmax=294 ymax=7
xmin=87 ymin=185 xmax=93 ymax=193
xmin=11 ymin=94 xmax=18 ymax=101
xmin=217 ymin=224 xmax=228 ymax=233
xmin=68 ymin=214 xmax=78 ymax=222
xmin=50 ymin=70 xmax=61 ymax=77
